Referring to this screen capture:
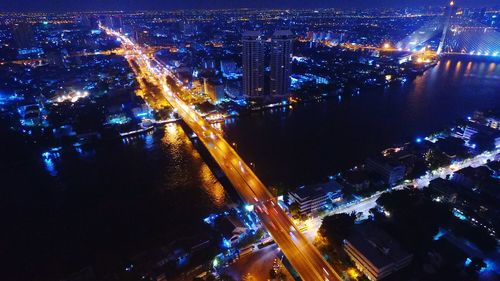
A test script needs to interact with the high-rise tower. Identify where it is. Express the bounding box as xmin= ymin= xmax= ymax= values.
xmin=242 ymin=31 xmax=264 ymax=98
xmin=270 ymin=30 xmax=294 ymax=96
